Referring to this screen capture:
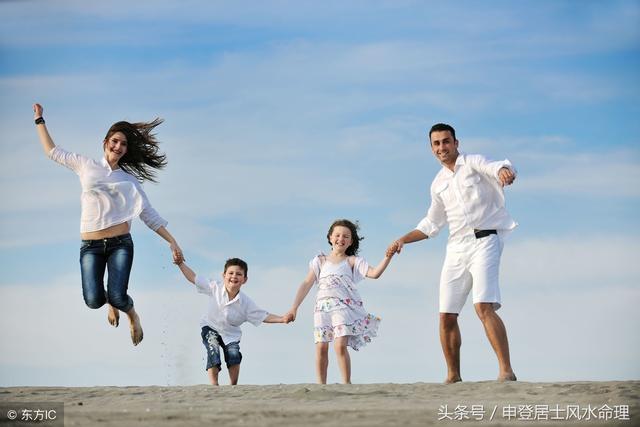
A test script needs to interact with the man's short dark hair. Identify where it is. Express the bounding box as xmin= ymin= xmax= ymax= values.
xmin=429 ymin=123 xmax=456 ymax=142
xmin=224 ymin=258 xmax=248 ymax=276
